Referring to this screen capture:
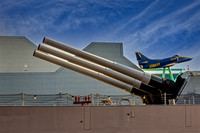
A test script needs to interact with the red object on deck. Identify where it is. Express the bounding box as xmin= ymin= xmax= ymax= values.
xmin=73 ymin=95 xmax=92 ymax=106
